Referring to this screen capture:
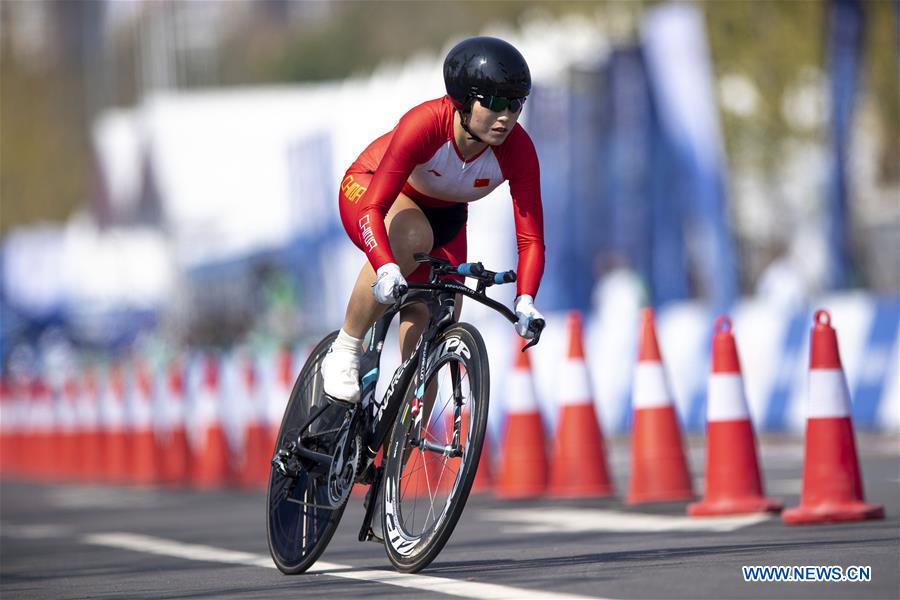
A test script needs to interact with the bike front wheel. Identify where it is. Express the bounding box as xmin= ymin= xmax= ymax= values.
xmin=381 ymin=322 xmax=490 ymax=573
